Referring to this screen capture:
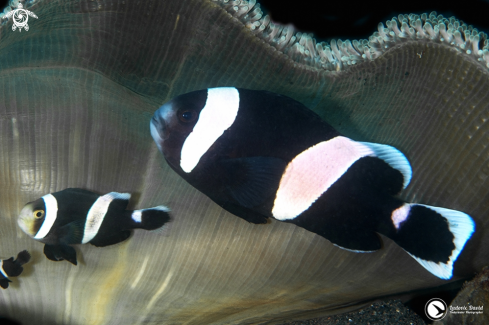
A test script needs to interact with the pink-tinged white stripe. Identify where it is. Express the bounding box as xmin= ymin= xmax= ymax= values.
xmin=180 ymin=87 xmax=240 ymax=173
xmin=272 ymin=136 xmax=376 ymax=220
xmin=34 ymin=194 xmax=58 ymax=239
xmin=391 ymin=204 xmax=411 ymax=229
xmin=82 ymin=192 xmax=131 ymax=244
